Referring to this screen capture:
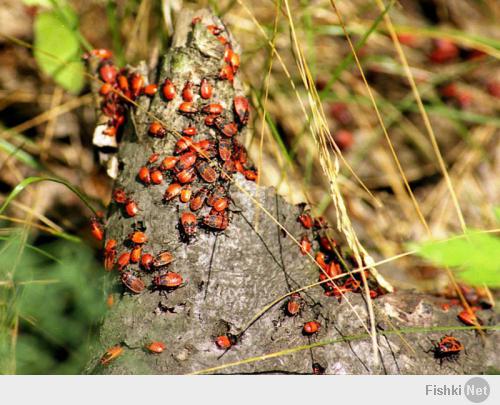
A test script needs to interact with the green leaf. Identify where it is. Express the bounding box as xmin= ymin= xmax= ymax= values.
xmin=33 ymin=8 xmax=84 ymax=93
xmin=413 ymin=230 xmax=500 ymax=287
